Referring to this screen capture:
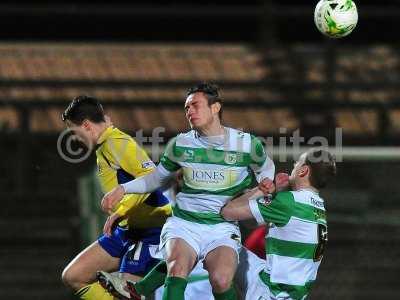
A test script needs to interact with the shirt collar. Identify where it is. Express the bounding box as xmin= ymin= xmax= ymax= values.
xmin=97 ymin=126 xmax=114 ymax=145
